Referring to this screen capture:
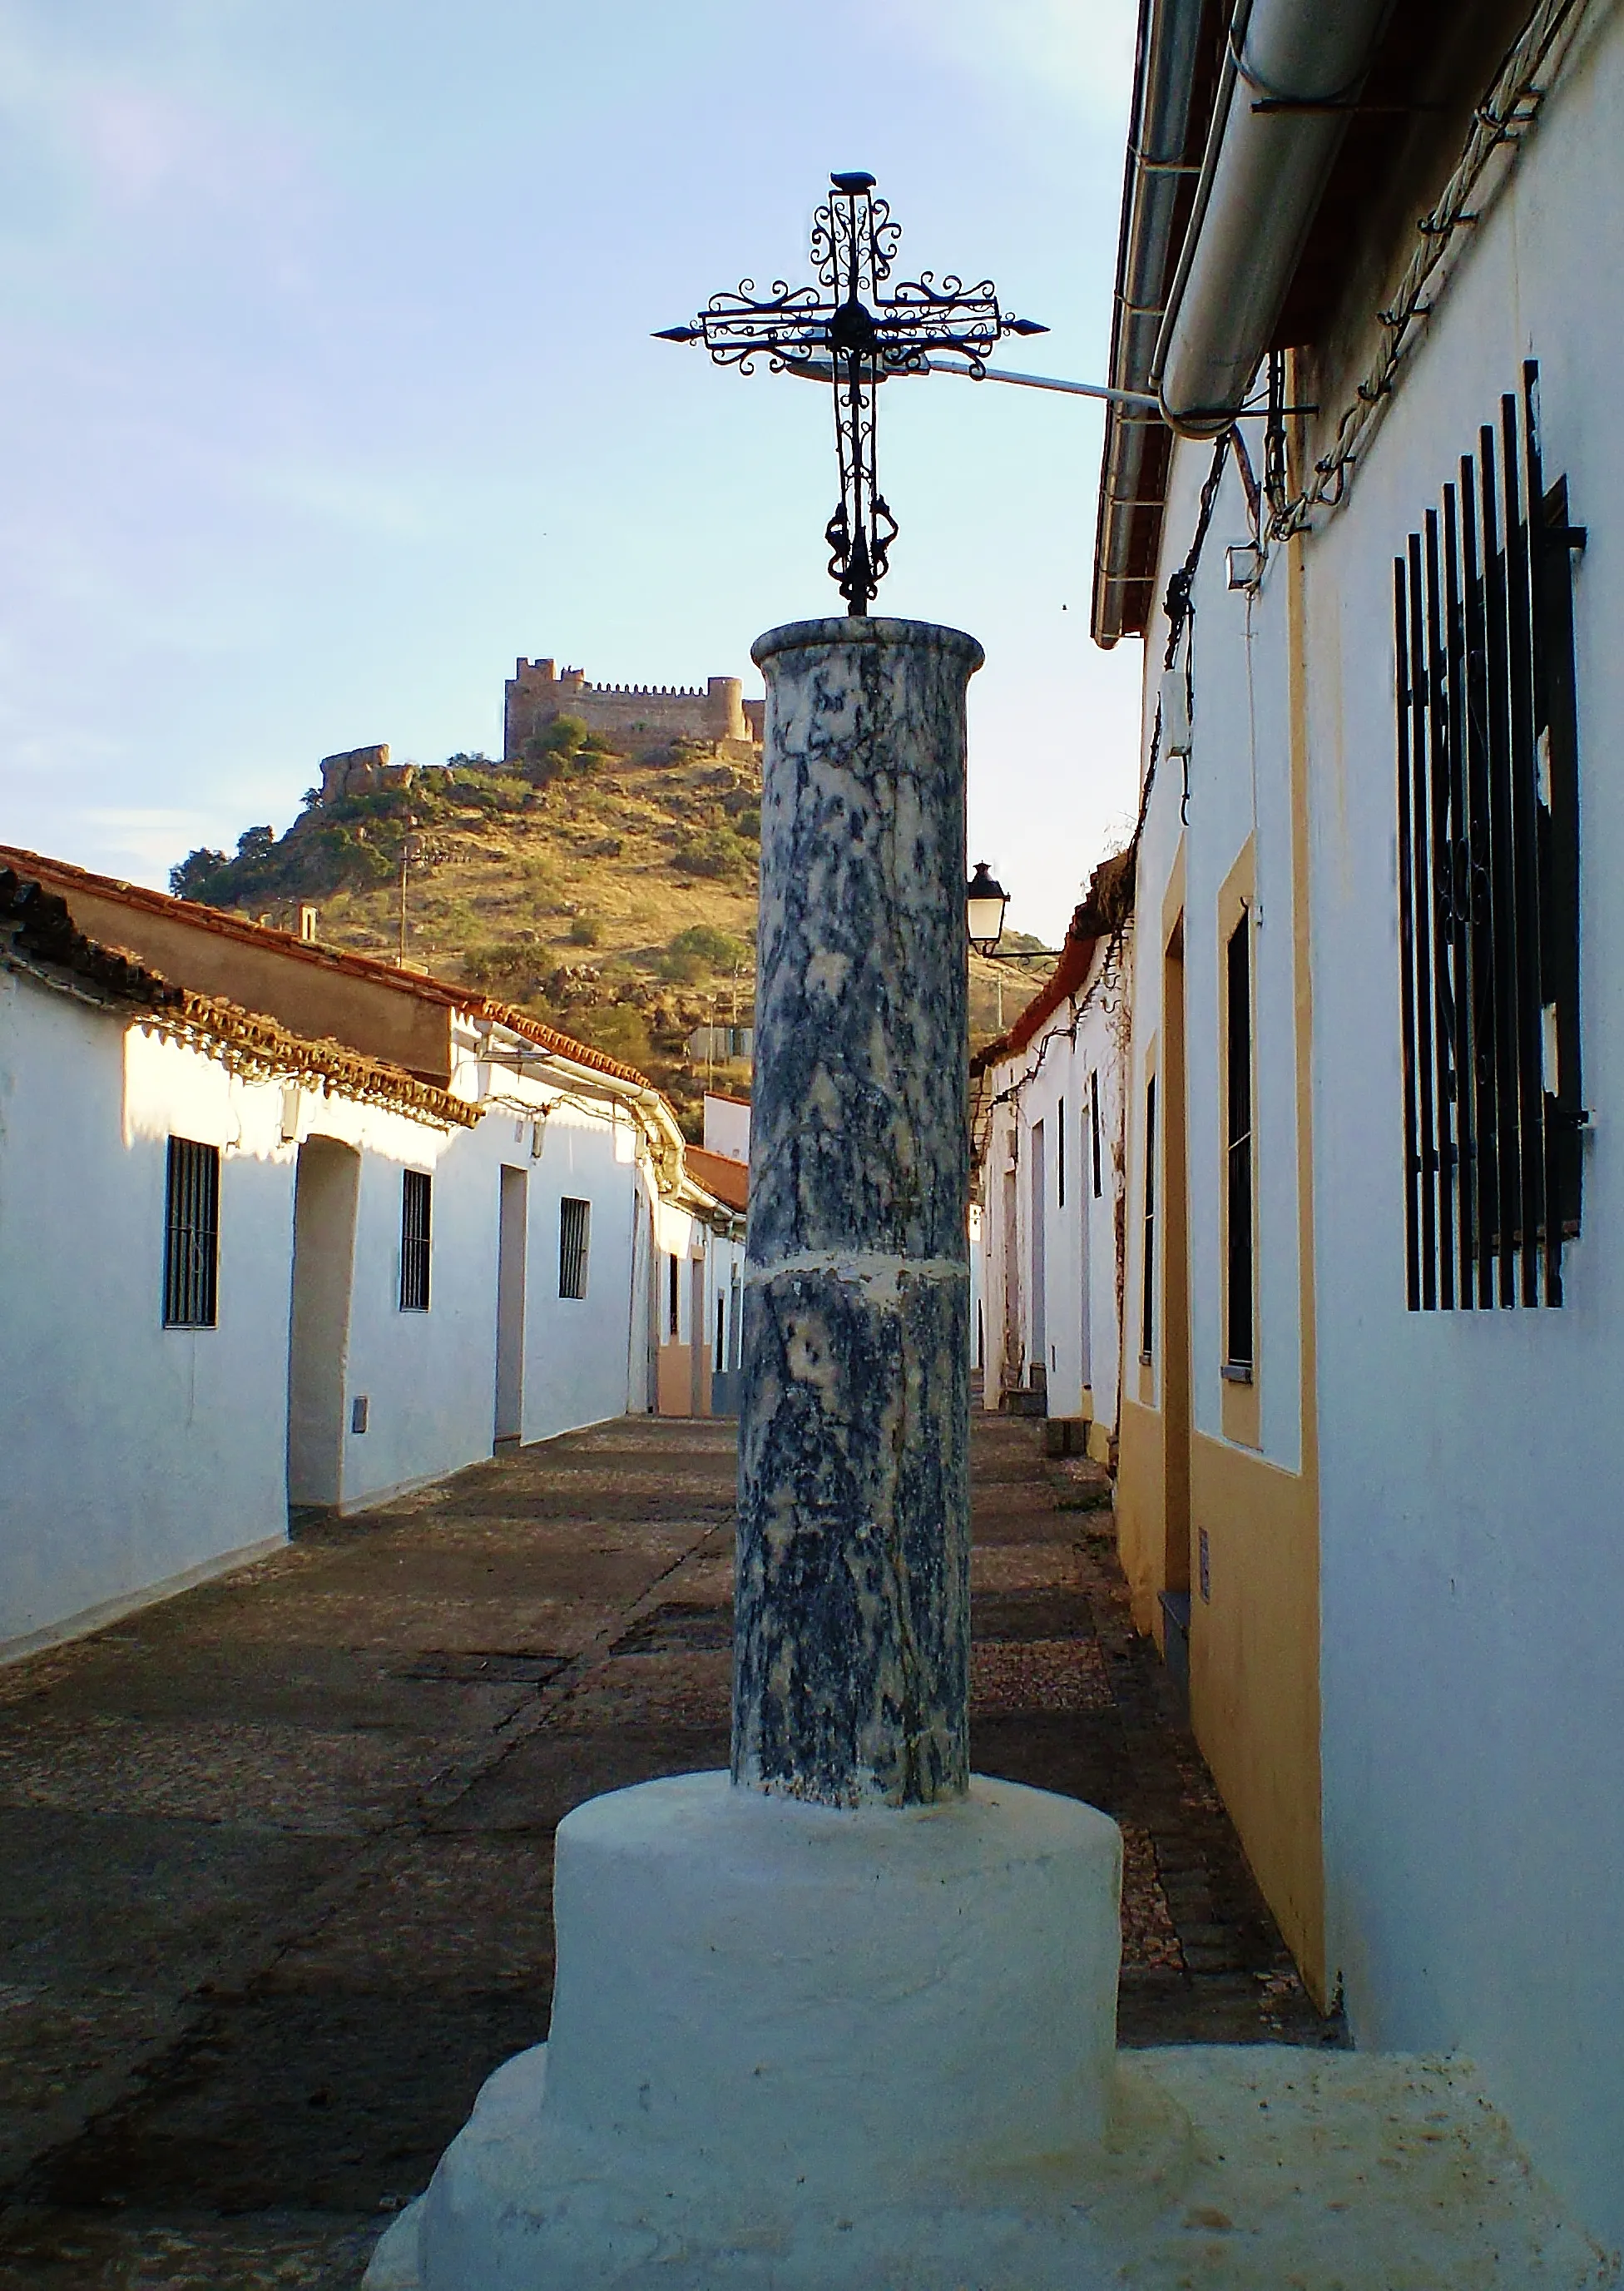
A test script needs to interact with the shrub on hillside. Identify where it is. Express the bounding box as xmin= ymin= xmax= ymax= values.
xmin=328 ymin=784 xmax=416 ymax=827
xmin=671 ymin=826 xmax=749 ymax=882
xmin=463 ymin=940 xmax=546 ymax=994
xmin=661 ymin=924 xmax=749 ymax=983
xmin=522 ymin=714 xmax=615 ymax=788
xmin=445 ymin=766 xmax=527 ymax=815
xmin=567 ymin=914 xmax=601 ymax=947
xmin=564 ymin=1001 xmax=651 ymax=1066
